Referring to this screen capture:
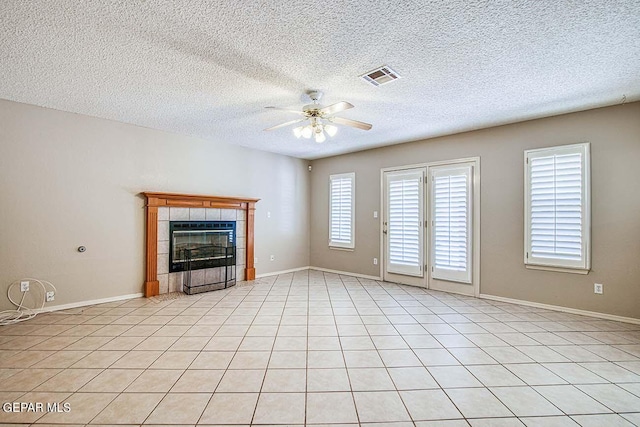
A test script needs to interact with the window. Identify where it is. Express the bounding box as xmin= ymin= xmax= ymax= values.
xmin=329 ymin=172 xmax=355 ymax=249
xmin=430 ymin=164 xmax=473 ymax=283
xmin=525 ymin=143 xmax=590 ymax=272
